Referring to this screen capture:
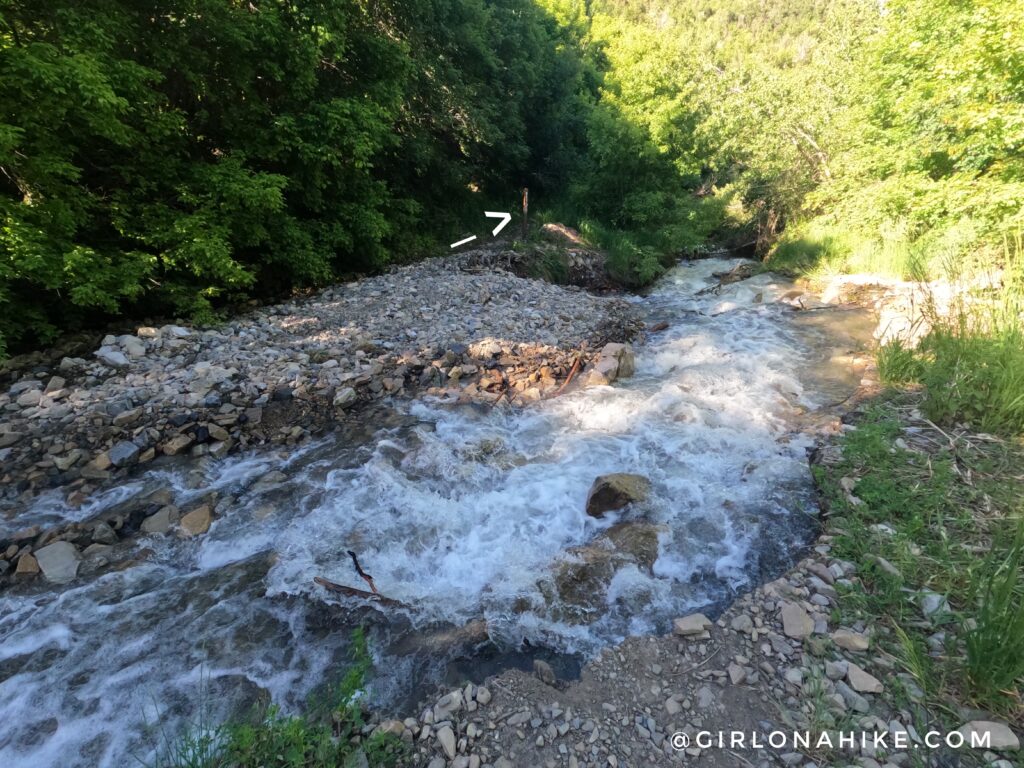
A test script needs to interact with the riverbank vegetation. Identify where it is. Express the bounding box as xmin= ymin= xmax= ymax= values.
xmin=814 ymin=399 xmax=1024 ymax=722
xmin=3 ymin=1 xmax=1022 ymax=357
xmin=150 ymin=630 xmax=403 ymax=768
xmin=876 ymin=233 xmax=1024 ymax=435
